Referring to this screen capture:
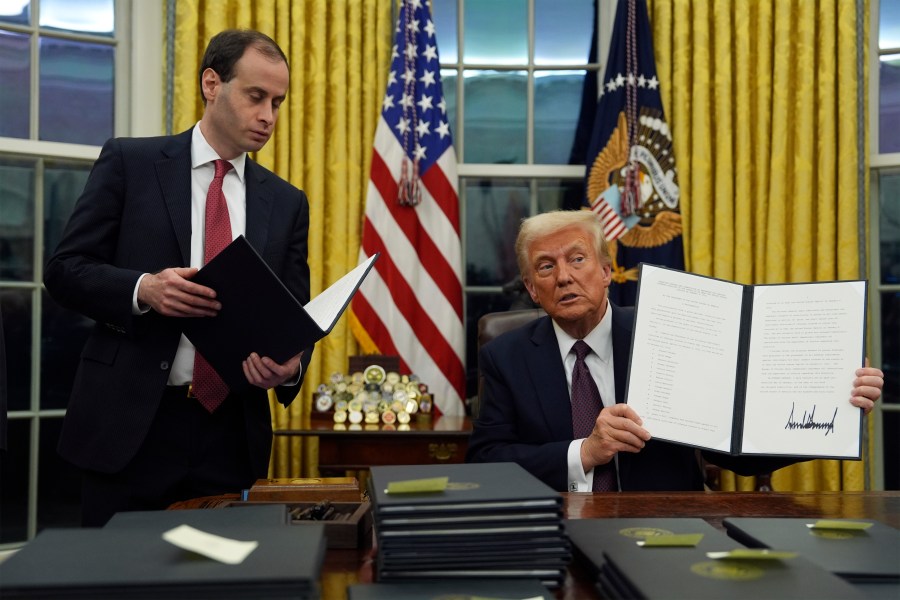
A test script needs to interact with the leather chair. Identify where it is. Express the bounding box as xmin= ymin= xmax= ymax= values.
xmin=473 ymin=308 xmax=546 ymax=418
